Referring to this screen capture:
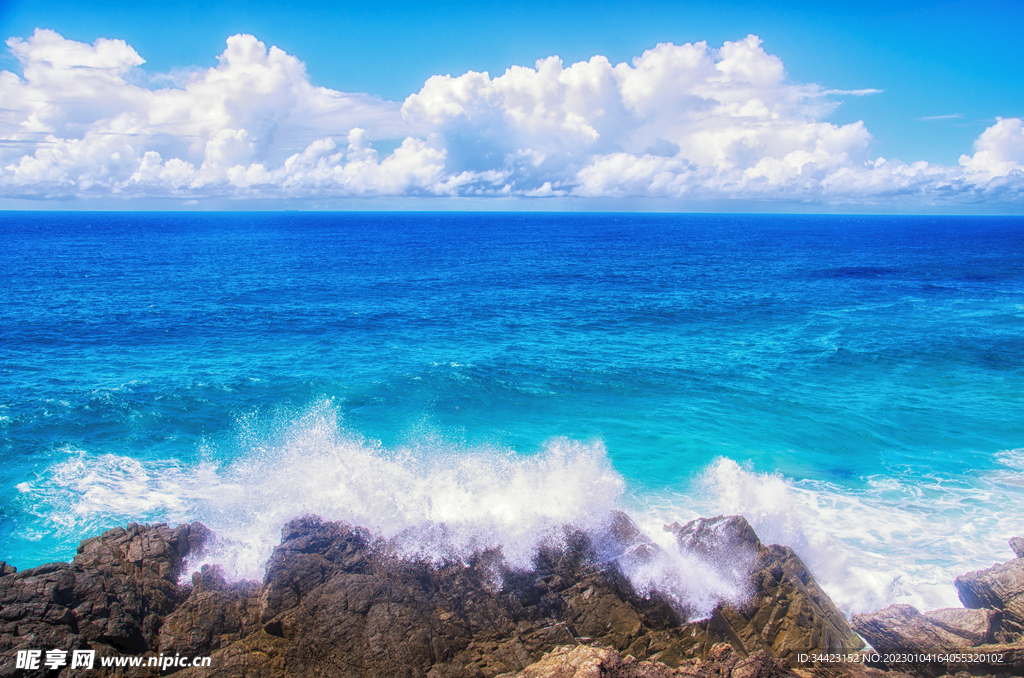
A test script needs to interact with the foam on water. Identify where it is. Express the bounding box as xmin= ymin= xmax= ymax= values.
xmin=631 ymin=457 xmax=1024 ymax=615
xmin=20 ymin=402 xmax=616 ymax=574
xmin=12 ymin=401 xmax=752 ymax=618
xmin=15 ymin=401 xmax=1024 ymax=619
